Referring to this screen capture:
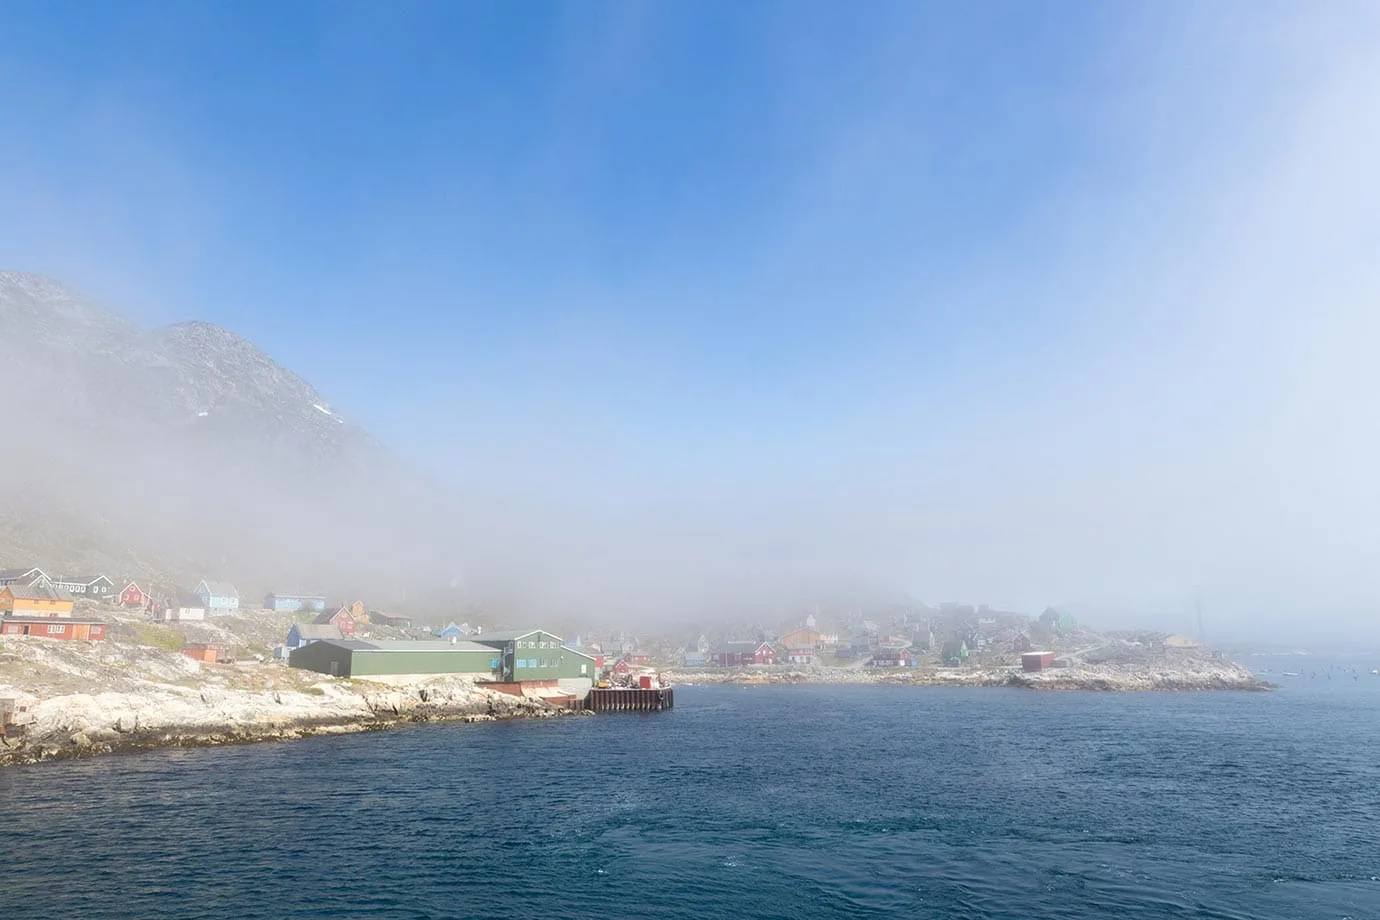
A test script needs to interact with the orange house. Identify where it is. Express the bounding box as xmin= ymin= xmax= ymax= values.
xmin=182 ymin=644 xmax=222 ymax=663
xmin=778 ymin=627 xmax=822 ymax=650
xmin=0 ymin=585 xmax=75 ymax=618
xmin=1 ymin=618 xmax=106 ymax=640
